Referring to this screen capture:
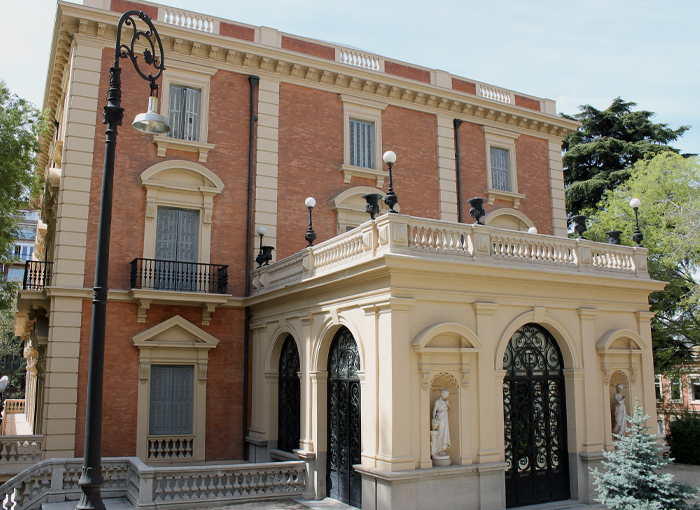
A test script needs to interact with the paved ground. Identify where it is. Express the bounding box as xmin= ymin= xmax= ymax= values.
xmin=660 ymin=462 xmax=700 ymax=503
